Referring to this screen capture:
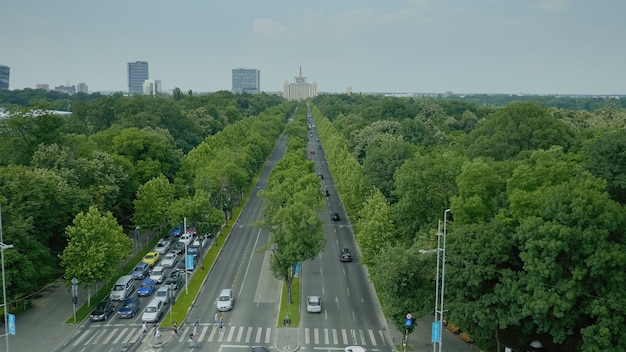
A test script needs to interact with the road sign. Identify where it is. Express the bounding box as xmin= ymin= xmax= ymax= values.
xmin=406 ymin=313 xmax=413 ymax=320
xmin=404 ymin=318 xmax=413 ymax=327
xmin=431 ymin=321 xmax=441 ymax=343
xmin=8 ymin=313 xmax=15 ymax=335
